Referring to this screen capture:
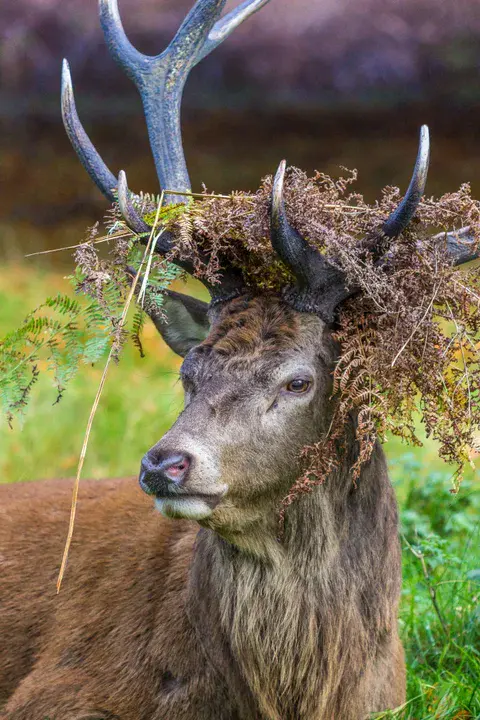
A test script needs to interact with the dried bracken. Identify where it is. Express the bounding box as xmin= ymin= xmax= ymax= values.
xmin=111 ymin=167 xmax=480 ymax=492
